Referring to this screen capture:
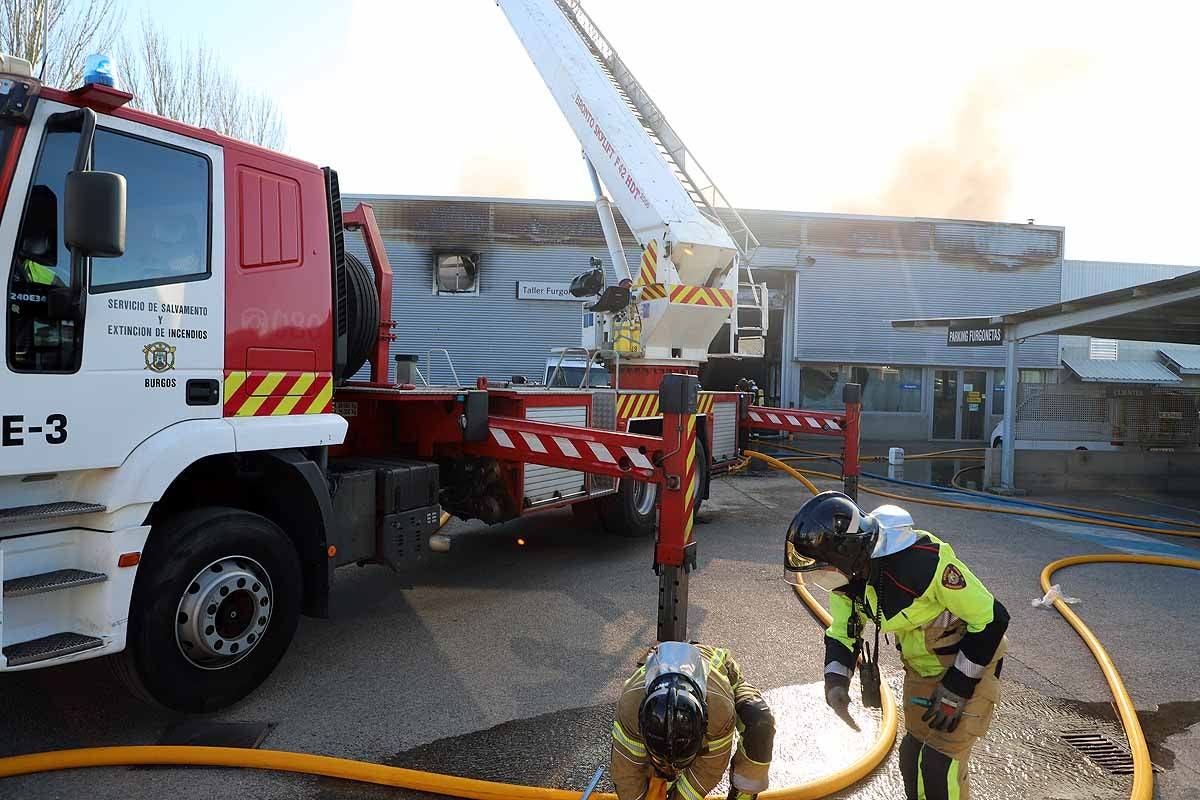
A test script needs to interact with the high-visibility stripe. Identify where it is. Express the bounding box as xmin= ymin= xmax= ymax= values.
xmin=642 ymin=394 xmax=659 ymax=418
xmin=623 ymin=446 xmax=652 ymax=469
xmin=224 ymin=371 xmax=246 ymax=402
xmin=612 ymin=721 xmax=647 ymax=758
xmin=287 ymin=371 xmax=316 ymax=398
xmin=553 ymin=436 xmax=581 ymax=458
xmin=305 ymin=378 xmax=333 ymax=414
xmin=492 ymin=428 xmax=515 ymax=448
xmin=251 ymin=371 xmax=286 ymax=397
xmin=520 ymin=431 xmax=548 ymax=453
xmin=667 ymin=285 xmax=733 ymax=307
xmin=636 ymin=239 xmax=659 ymax=287
xmin=272 ymin=394 xmax=304 ymax=416
xmin=709 ymin=730 xmax=736 ymax=751
xmin=588 ymin=442 xmax=616 ymax=463
xmin=948 ymin=758 xmax=961 ymax=800
xmin=640 ymin=284 xmax=667 ymax=300
xmin=236 ymin=395 xmax=268 ymax=417
xmin=676 ymin=773 xmax=703 ymax=800
xmin=709 ymin=647 xmax=726 ymax=672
